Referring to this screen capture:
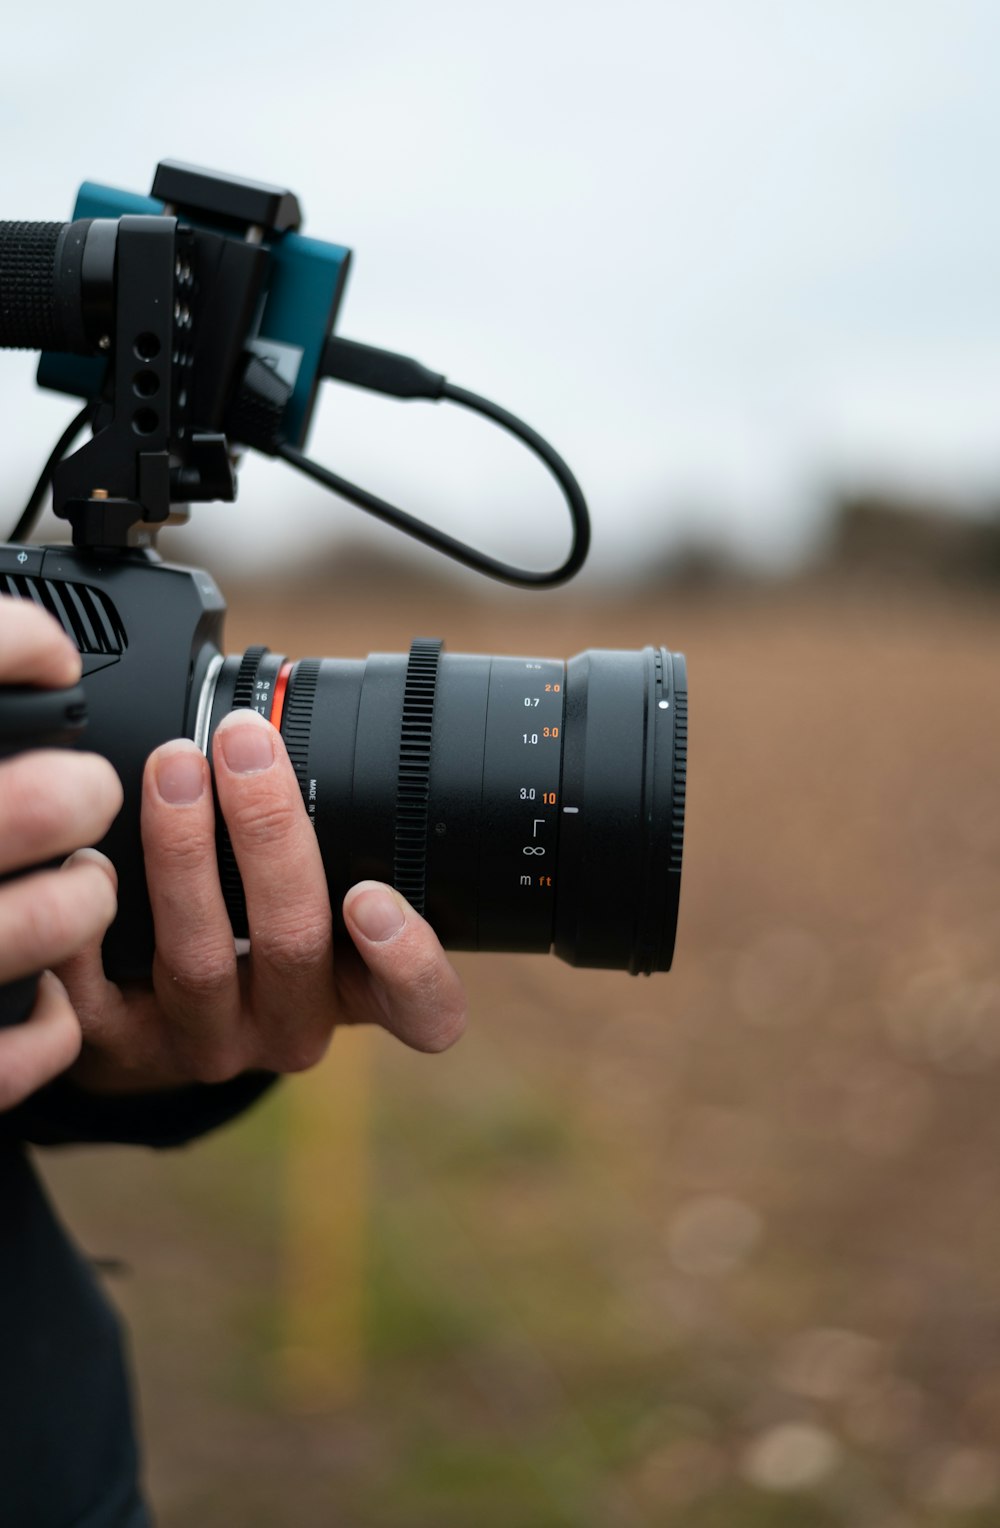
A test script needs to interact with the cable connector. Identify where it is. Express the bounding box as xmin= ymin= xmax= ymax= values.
xmin=320 ymin=336 xmax=446 ymax=400
xmin=298 ymin=334 xmax=591 ymax=586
